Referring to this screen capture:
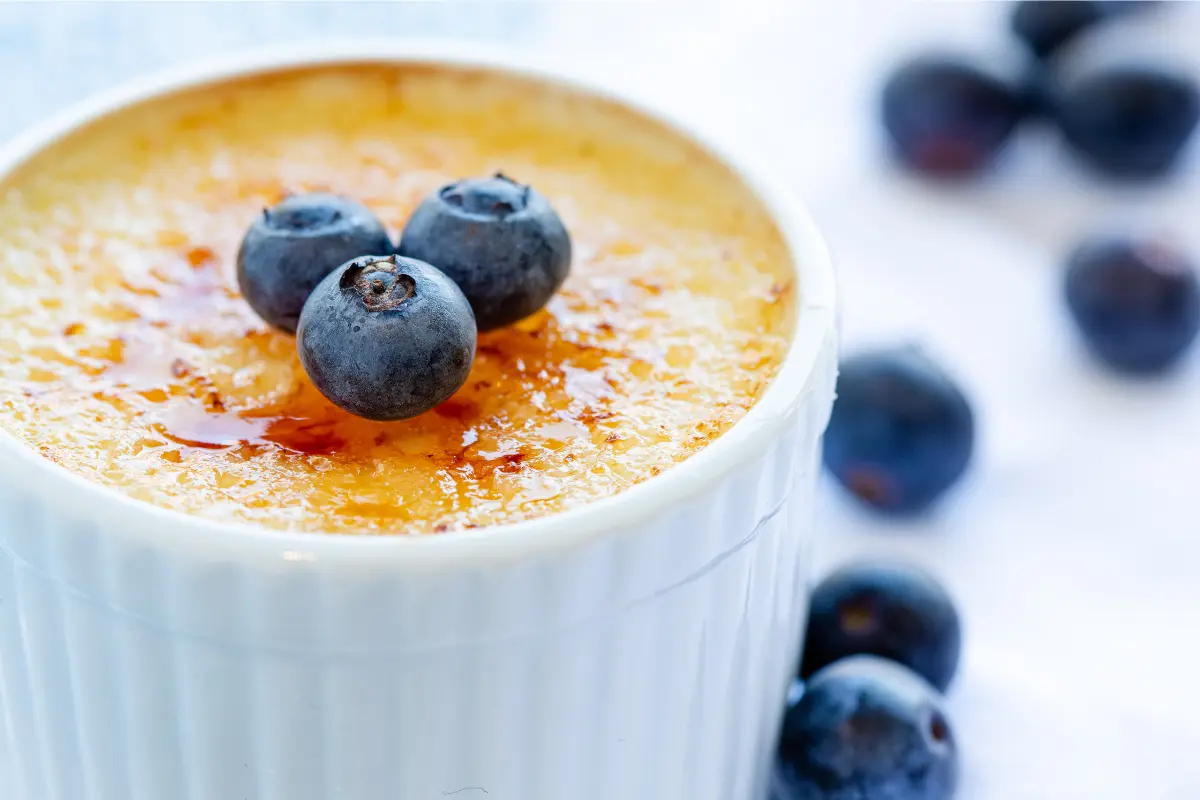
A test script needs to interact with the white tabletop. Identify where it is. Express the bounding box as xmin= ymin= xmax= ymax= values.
xmin=2 ymin=2 xmax=1198 ymax=797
